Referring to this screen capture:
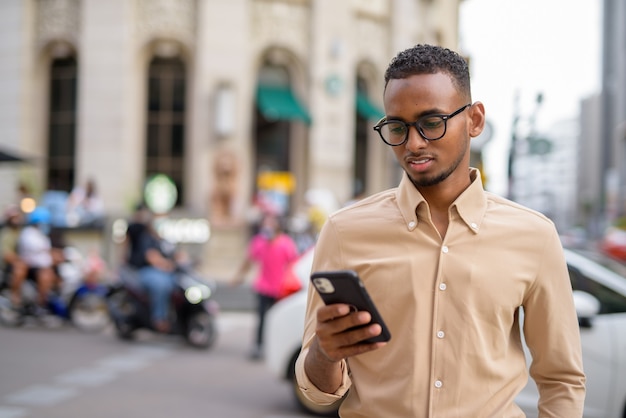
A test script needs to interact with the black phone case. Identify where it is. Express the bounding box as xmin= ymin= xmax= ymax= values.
xmin=310 ymin=270 xmax=391 ymax=343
